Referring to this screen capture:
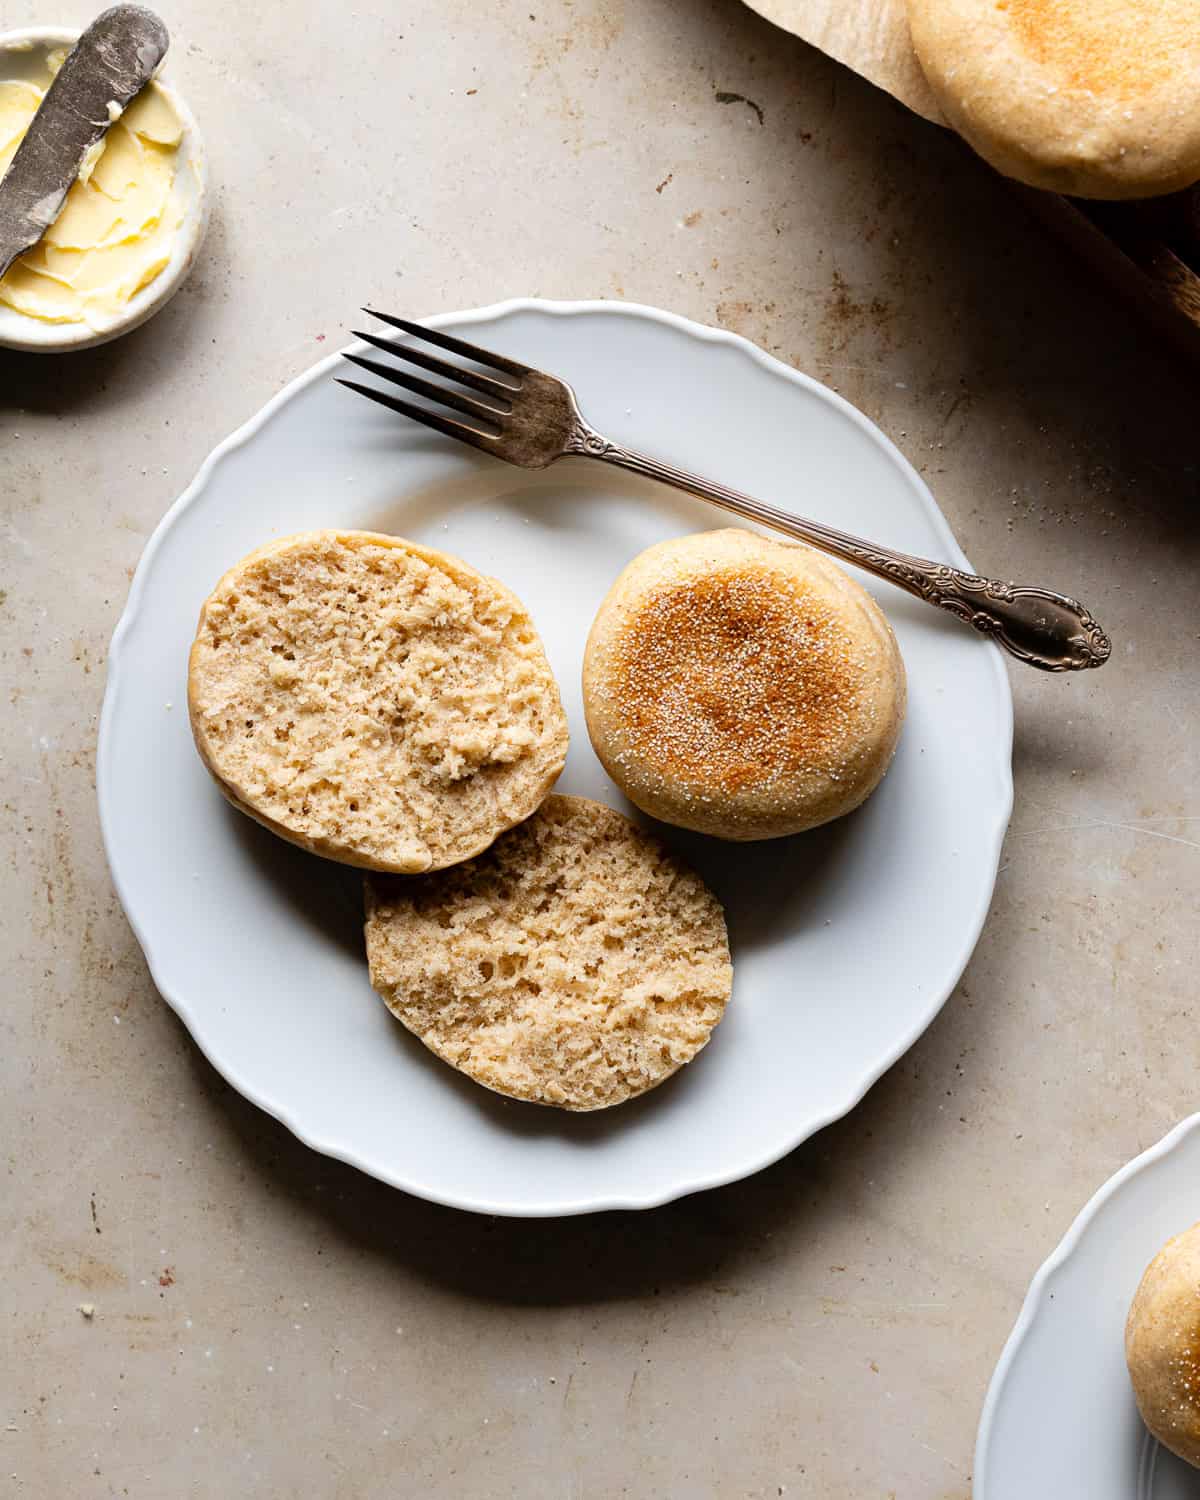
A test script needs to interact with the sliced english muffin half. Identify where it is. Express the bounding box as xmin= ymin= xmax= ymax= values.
xmin=188 ymin=529 xmax=568 ymax=873
xmin=364 ymin=795 xmax=733 ymax=1110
